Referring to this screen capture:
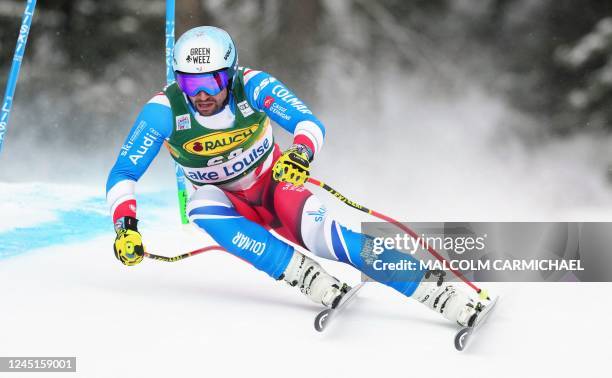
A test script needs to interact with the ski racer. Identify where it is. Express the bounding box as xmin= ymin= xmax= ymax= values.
xmin=106 ymin=26 xmax=490 ymax=326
